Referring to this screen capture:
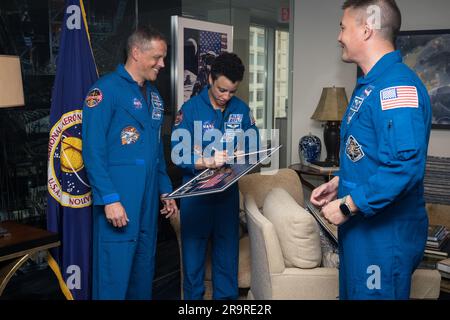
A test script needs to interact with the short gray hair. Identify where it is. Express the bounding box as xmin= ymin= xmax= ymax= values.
xmin=126 ymin=25 xmax=166 ymax=56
